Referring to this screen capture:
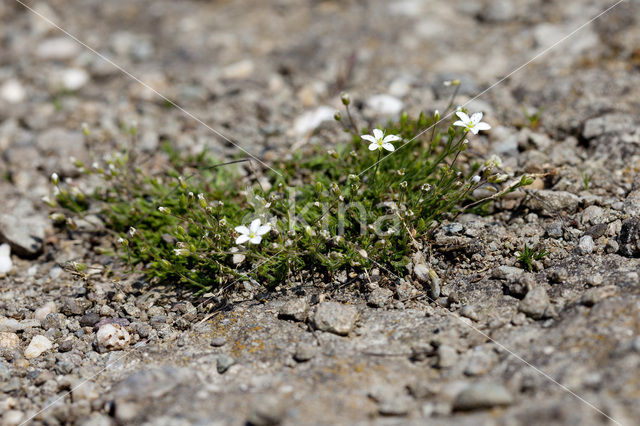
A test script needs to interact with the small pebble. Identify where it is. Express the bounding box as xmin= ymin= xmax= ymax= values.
xmin=217 ymin=355 xmax=235 ymax=374
xmin=453 ymin=382 xmax=513 ymax=411
xmin=576 ymin=235 xmax=595 ymax=255
xmin=24 ymin=335 xmax=53 ymax=359
xmin=0 ymin=244 xmax=13 ymax=275
xmin=519 ymin=286 xmax=550 ymax=320
xmin=96 ymin=324 xmax=131 ymax=353
xmin=278 ymin=298 xmax=309 ymax=322
xmin=293 ymin=342 xmax=316 ymax=362
xmin=210 ymin=337 xmax=226 ymax=347
xmin=34 ymin=301 xmax=58 ymax=323
xmin=312 ymin=302 xmax=358 ymax=336
xmin=367 ymin=287 xmax=393 ymax=308
xmin=437 ymin=345 xmax=458 ymax=368
xmin=0 ymin=332 xmax=20 ymax=351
